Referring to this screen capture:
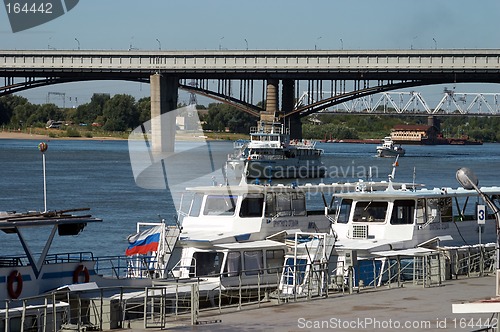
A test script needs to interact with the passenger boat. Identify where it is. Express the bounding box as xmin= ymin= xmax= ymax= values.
xmin=376 ymin=136 xmax=405 ymax=157
xmin=226 ymin=120 xmax=325 ymax=179
xmin=159 ymin=181 xmax=334 ymax=301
